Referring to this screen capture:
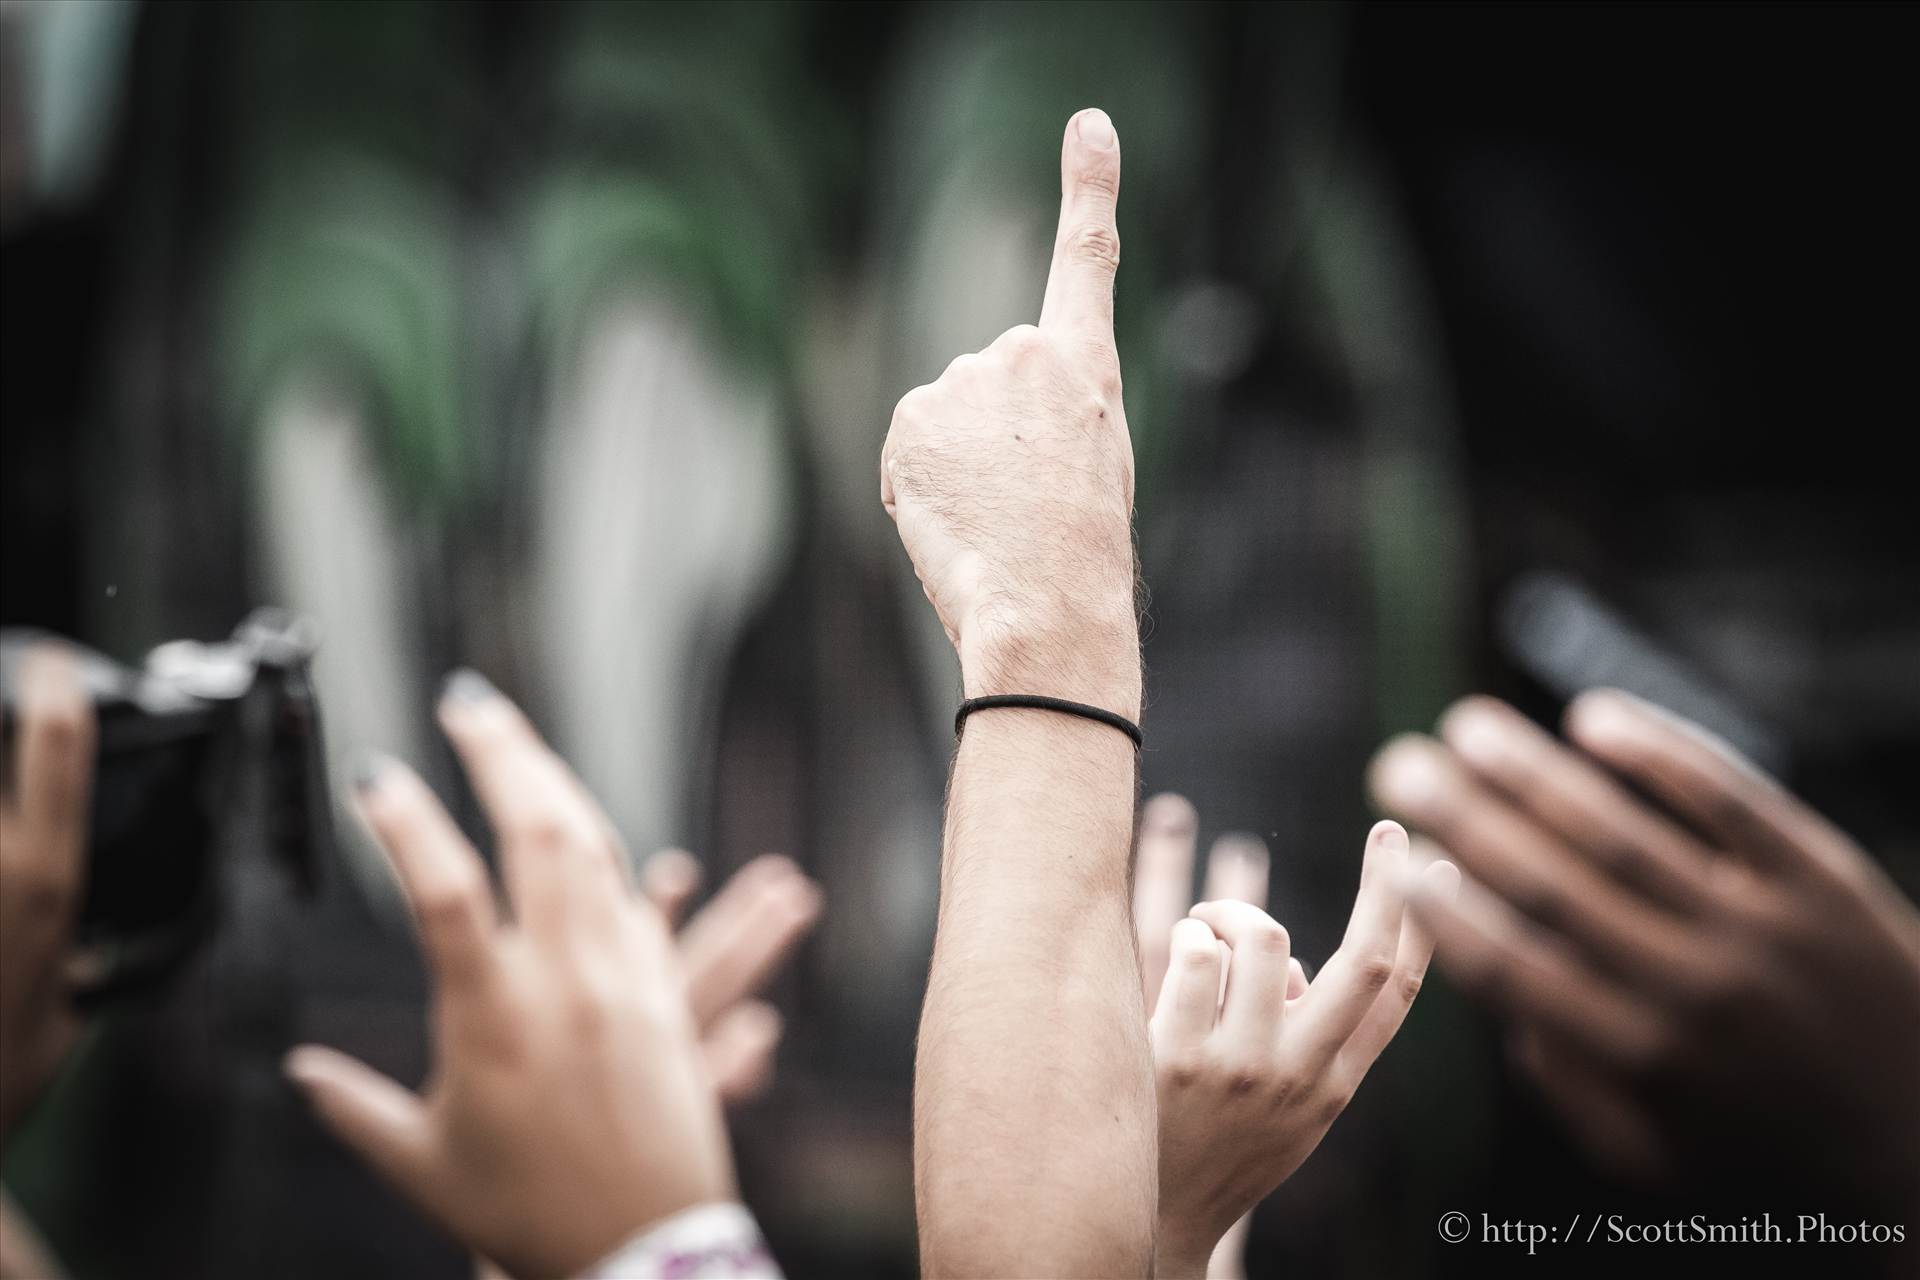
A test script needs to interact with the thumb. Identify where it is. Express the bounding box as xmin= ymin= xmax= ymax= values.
xmin=286 ymin=1045 xmax=436 ymax=1197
